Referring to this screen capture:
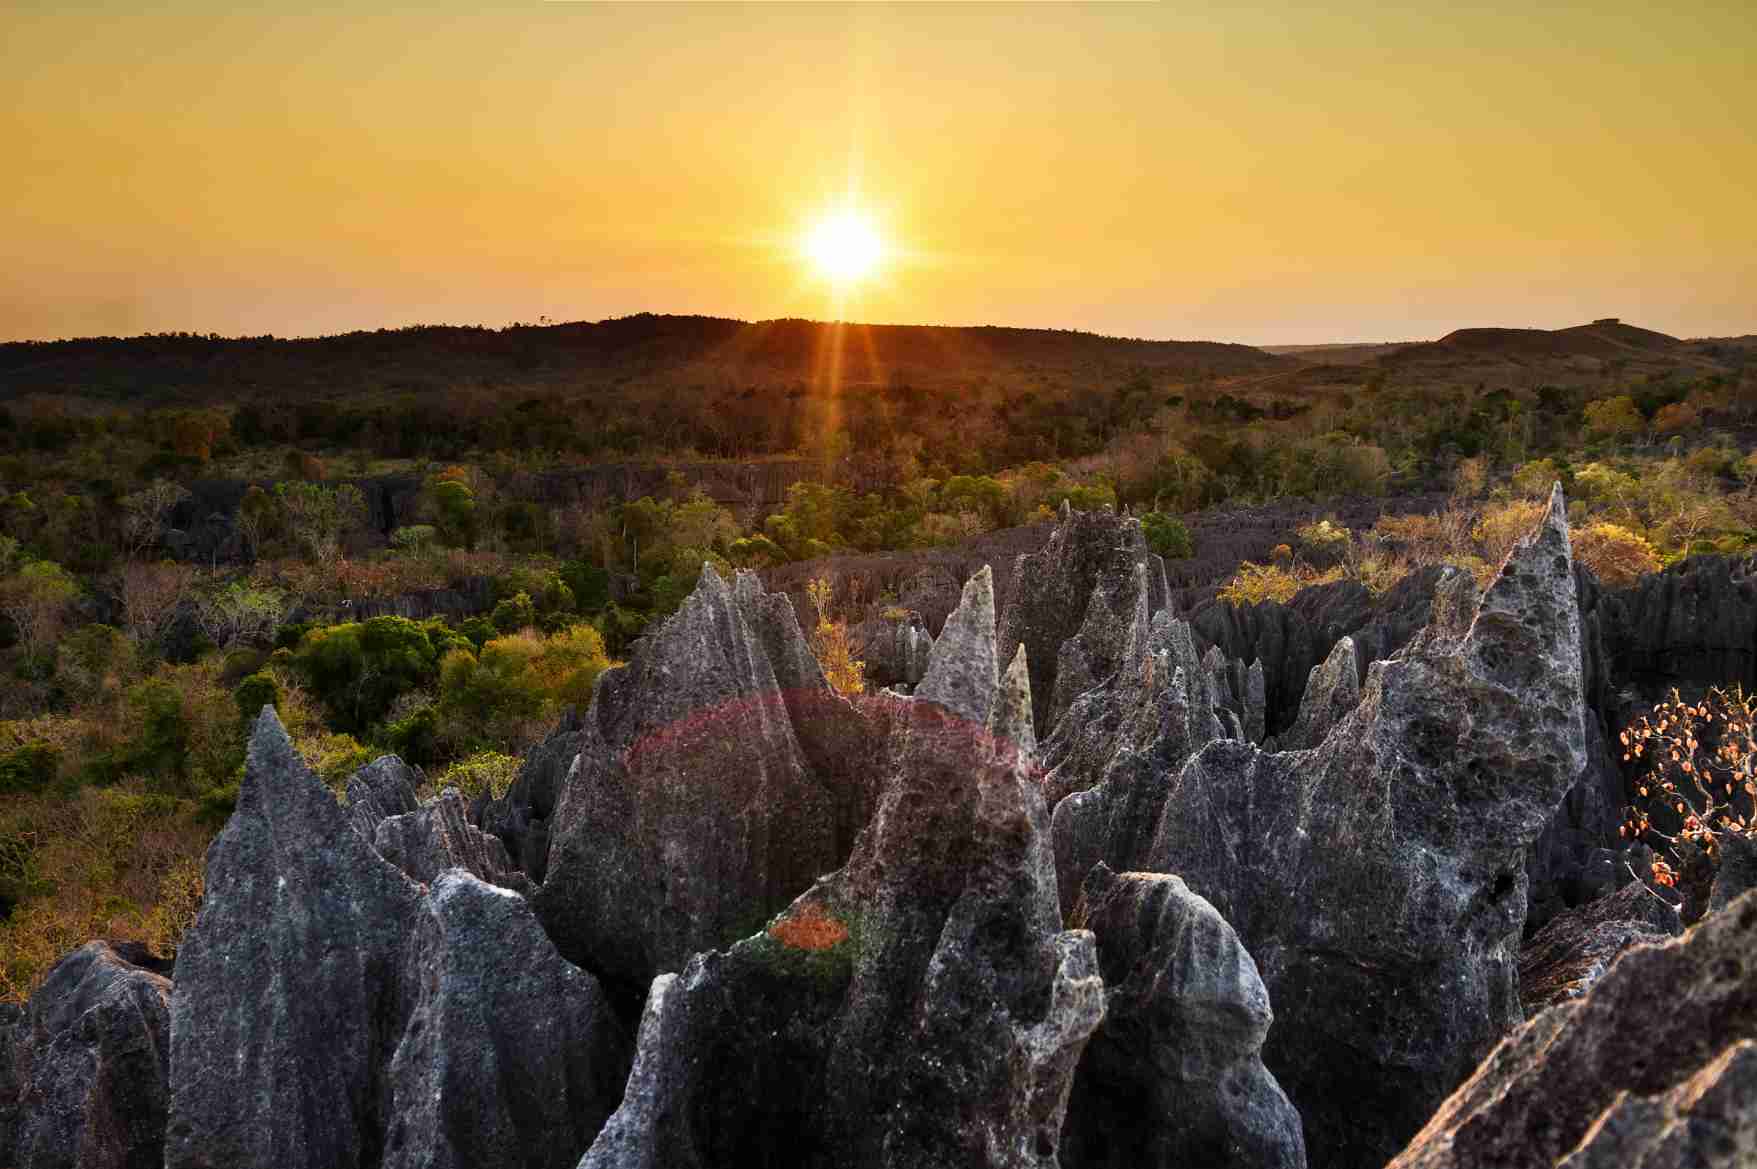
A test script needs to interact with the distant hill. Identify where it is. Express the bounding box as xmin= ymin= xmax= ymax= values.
xmin=0 ymin=314 xmax=1289 ymax=407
